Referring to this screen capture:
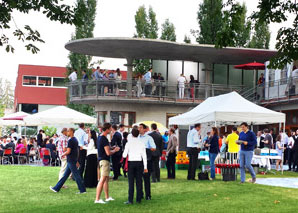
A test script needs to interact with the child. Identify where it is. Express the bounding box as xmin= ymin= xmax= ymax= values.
xmin=275 ymin=135 xmax=284 ymax=171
